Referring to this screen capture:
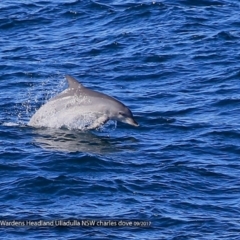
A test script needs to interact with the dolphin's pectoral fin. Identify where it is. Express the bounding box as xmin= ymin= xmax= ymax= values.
xmin=86 ymin=115 xmax=109 ymax=130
